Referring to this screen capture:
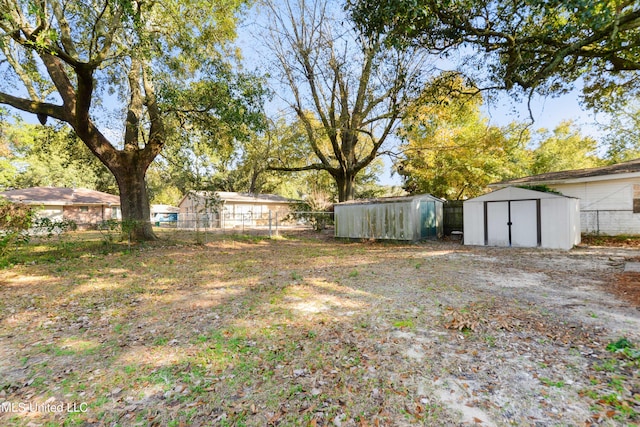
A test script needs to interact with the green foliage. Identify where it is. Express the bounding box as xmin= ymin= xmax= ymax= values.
xmin=398 ymin=74 xmax=530 ymax=199
xmin=528 ymin=121 xmax=603 ymax=175
xmin=97 ymin=219 xmax=122 ymax=244
xmin=0 ymin=0 xmax=263 ymax=241
xmin=96 ymin=219 xmax=150 ymax=249
xmin=33 ymin=217 xmax=78 ymax=238
xmin=147 ymin=69 xmax=270 ymax=204
xmin=286 ymin=190 xmax=334 ymax=231
xmin=606 ymin=338 xmax=633 ymax=353
xmin=580 ymin=337 xmax=640 ymax=421
xmin=0 ymin=120 xmax=117 ymax=192
xmin=348 ymin=0 xmax=640 ymax=106
xmin=600 ymin=102 xmax=640 ymax=163
xmin=606 ymin=337 xmax=640 ymax=359
xmin=0 ymin=197 xmax=35 ymax=260
xmin=398 ymin=74 xmax=610 ymax=198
